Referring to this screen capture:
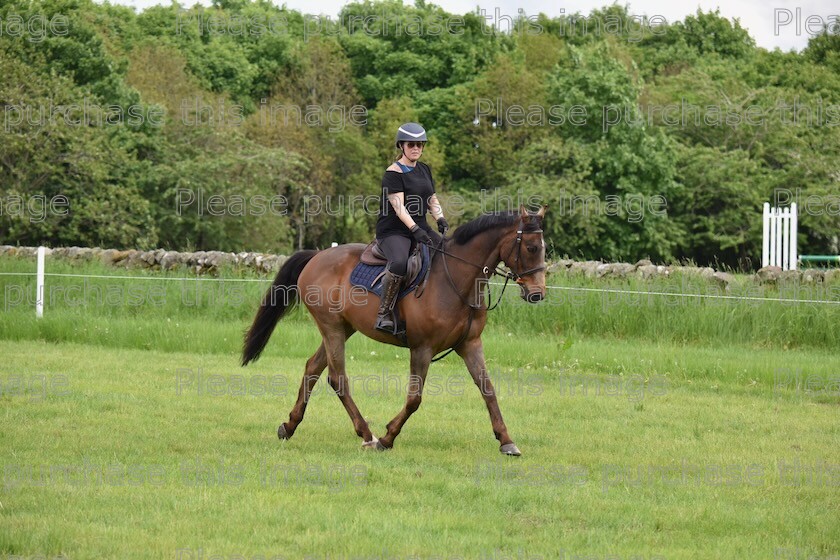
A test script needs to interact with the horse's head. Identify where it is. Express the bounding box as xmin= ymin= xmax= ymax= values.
xmin=500 ymin=205 xmax=547 ymax=303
